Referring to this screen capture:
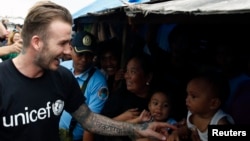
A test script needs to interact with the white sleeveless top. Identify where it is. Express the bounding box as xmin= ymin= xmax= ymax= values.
xmin=187 ymin=109 xmax=234 ymax=141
